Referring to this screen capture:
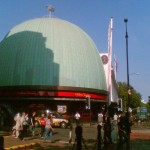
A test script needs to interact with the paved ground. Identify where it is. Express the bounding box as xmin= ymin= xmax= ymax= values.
xmin=1 ymin=124 xmax=150 ymax=150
